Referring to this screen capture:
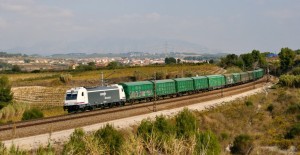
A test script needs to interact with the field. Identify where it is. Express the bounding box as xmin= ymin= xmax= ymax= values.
xmin=4 ymin=64 xmax=225 ymax=119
